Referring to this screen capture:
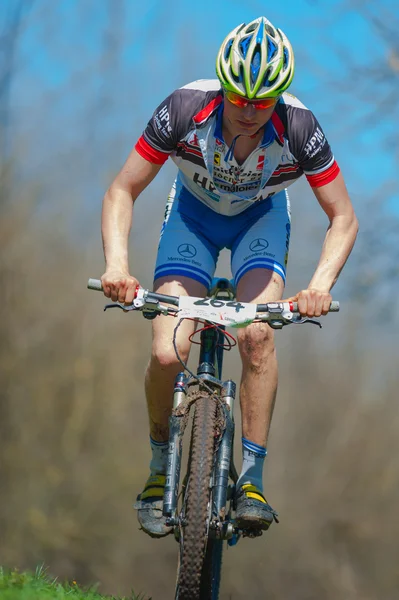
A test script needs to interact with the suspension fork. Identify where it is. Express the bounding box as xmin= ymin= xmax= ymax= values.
xmin=163 ymin=372 xmax=186 ymax=519
xmin=213 ymin=380 xmax=236 ymax=519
